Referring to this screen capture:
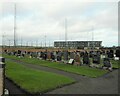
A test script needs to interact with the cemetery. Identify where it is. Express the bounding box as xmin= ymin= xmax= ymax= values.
xmin=1 ymin=47 xmax=119 ymax=94
xmin=1 ymin=1 xmax=119 ymax=94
